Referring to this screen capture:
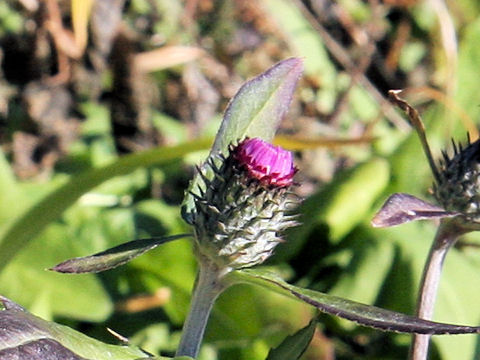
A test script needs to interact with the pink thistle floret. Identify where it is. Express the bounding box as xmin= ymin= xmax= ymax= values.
xmin=234 ymin=138 xmax=296 ymax=187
